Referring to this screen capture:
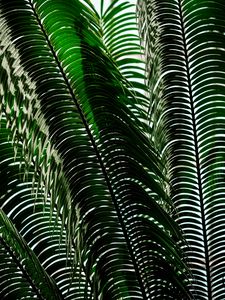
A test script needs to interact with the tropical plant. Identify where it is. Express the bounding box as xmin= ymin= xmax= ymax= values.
xmin=1 ymin=0 xmax=224 ymax=299
xmin=0 ymin=0 xmax=192 ymax=299
xmin=137 ymin=0 xmax=225 ymax=299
